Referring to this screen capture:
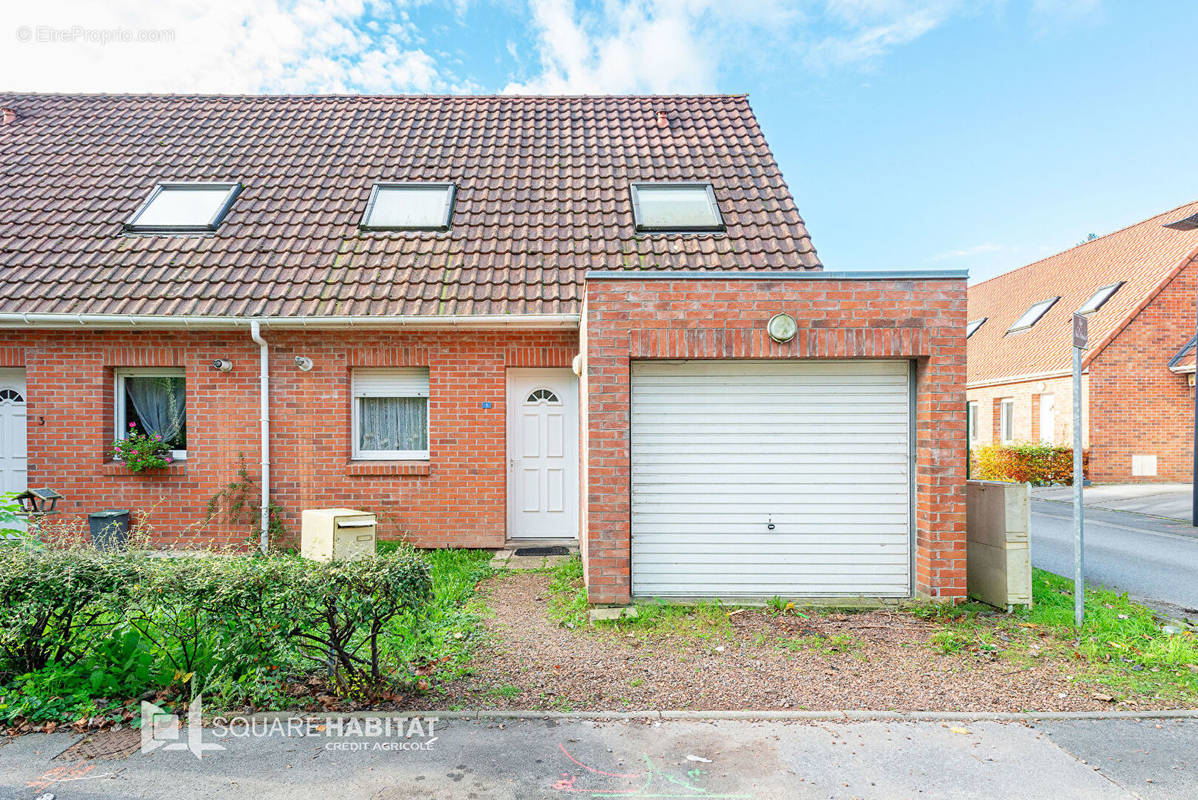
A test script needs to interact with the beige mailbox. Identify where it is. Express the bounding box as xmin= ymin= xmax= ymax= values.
xmin=301 ymin=508 xmax=377 ymax=562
